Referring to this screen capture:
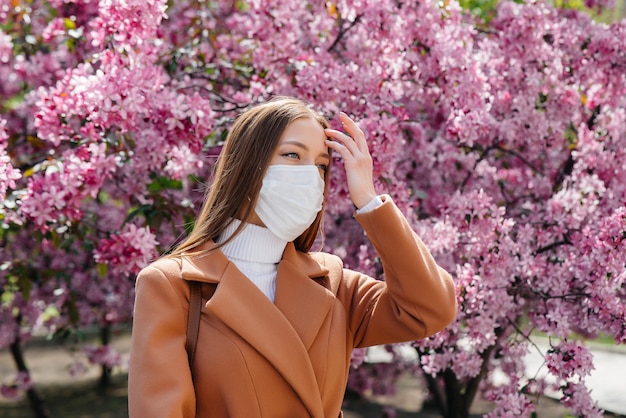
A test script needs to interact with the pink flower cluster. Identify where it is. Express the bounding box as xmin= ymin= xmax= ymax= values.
xmin=18 ymin=143 xmax=116 ymax=228
xmin=546 ymin=340 xmax=595 ymax=380
xmin=93 ymin=223 xmax=159 ymax=276
xmin=484 ymin=390 xmax=535 ymax=418
xmin=0 ymin=119 xmax=21 ymax=201
xmin=561 ymin=381 xmax=603 ymax=417
xmin=84 ymin=344 xmax=122 ymax=369
xmin=89 ymin=0 xmax=167 ymax=48
xmin=0 ymin=371 xmax=33 ymax=401
xmin=0 ymin=28 xmax=11 ymax=63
